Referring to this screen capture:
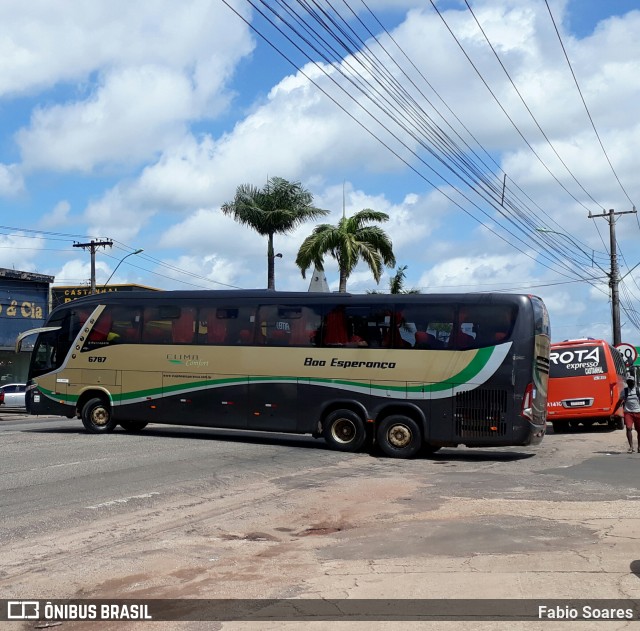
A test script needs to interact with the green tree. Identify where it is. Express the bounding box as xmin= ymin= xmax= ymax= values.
xmin=369 ymin=265 xmax=421 ymax=294
xmin=296 ymin=209 xmax=396 ymax=293
xmin=221 ymin=177 xmax=328 ymax=289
